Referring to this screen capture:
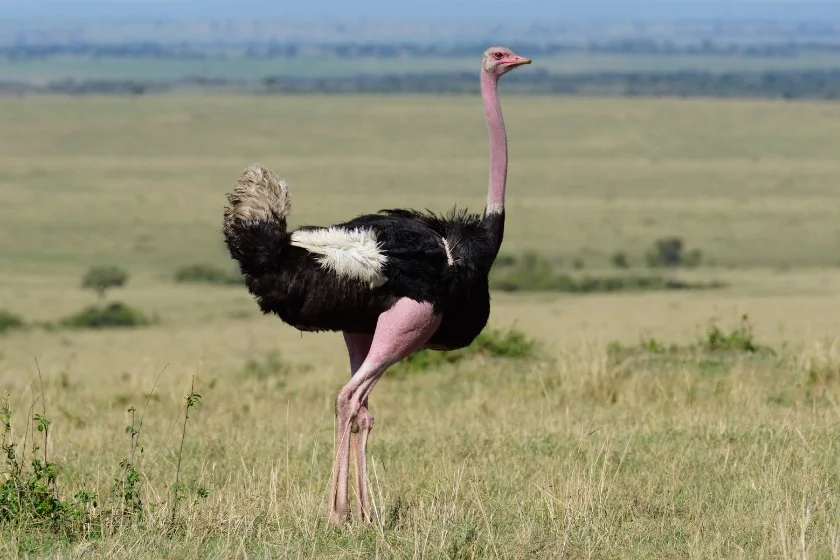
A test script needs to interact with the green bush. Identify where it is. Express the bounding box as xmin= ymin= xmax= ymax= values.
xmin=60 ymin=302 xmax=151 ymax=329
xmin=82 ymin=265 xmax=129 ymax=300
xmin=174 ymin=264 xmax=243 ymax=285
xmin=645 ymin=237 xmax=703 ymax=268
xmin=469 ymin=327 xmax=536 ymax=358
xmin=394 ymin=326 xmax=538 ymax=374
xmin=0 ymin=310 xmax=25 ymax=334
xmin=699 ymin=313 xmax=770 ymax=354
xmin=610 ymin=251 xmax=630 ymax=269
